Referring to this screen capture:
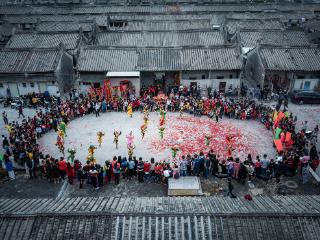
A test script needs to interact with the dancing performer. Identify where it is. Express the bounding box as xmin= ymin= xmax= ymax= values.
xmin=140 ymin=124 xmax=147 ymax=139
xmin=59 ymin=121 xmax=67 ymax=136
xmin=171 ymin=146 xmax=180 ymax=159
xmin=159 ymin=127 xmax=165 ymax=139
xmin=113 ymin=130 xmax=122 ymax=149
xmin=87 ymin=145 xmax=97 ymax=163
xmin=179 ymin=105 xmax=184 ymax=117
xmin=126 ymin=131 xmax=134 ymax=147
xmin=159 ymin=114 xmax=165 ymax=126
xmin=56 ymin=134 xmax=65 ymax=155
xmin=97 ymin=131 xmax=105 ymax=147
xmin=143 ymin=106 xmax=149 ymax=117
xmin=143 ymin=115 xmax=149 ymax=126
xmin=67 ymin=148 xmax=76 ymax=162
xmin=127 ymin=103 xmax=133 ymax=118
xmin=205 ymin=135 xmax=212 ymax=146
xmin=159 ymin=107 xmax=167 ymax=119
xmin=88 ymin=145 xmax=96 ymax=156
xmin=128 ymin=145 xmax=135 ymax=158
